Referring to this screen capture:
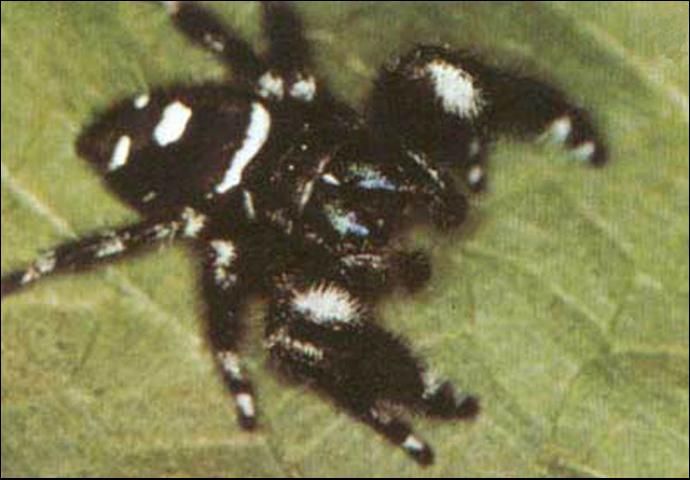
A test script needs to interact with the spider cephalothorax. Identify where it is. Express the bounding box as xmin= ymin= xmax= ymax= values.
xmin=1 ymin=1 xmax=607 ymax=466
